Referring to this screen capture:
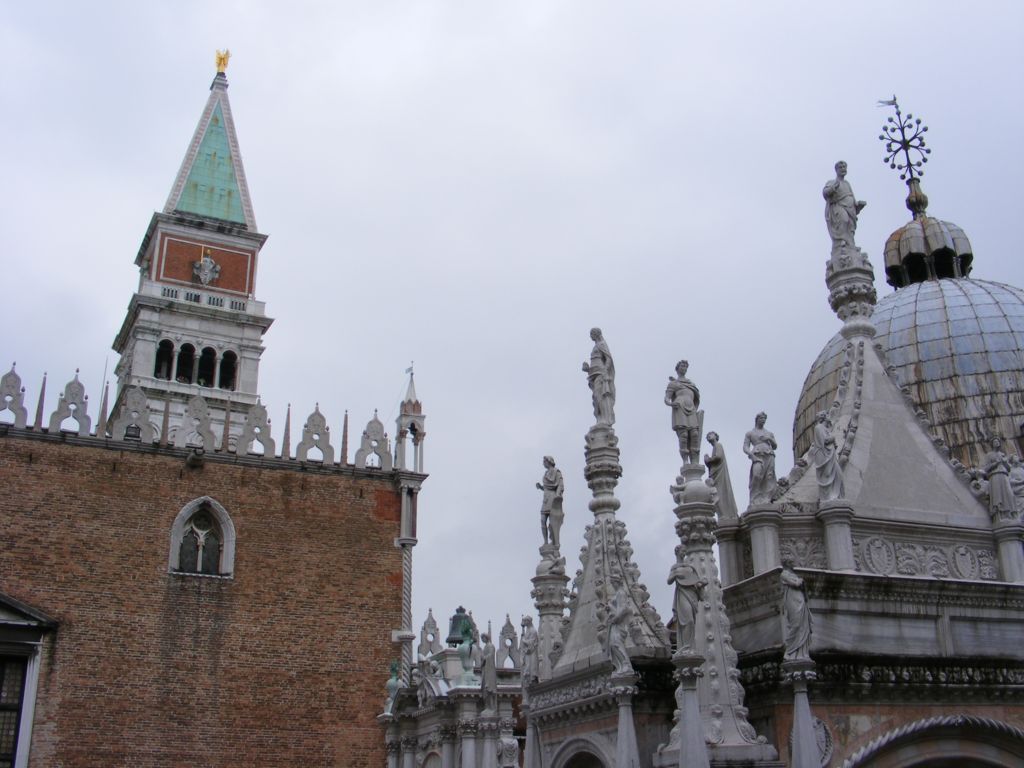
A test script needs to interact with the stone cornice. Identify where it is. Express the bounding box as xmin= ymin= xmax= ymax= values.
xmin=740 ymin=650 xmax=1024 ymax=704
xmin=725 ymin=567 xmax=1024 ymax=616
